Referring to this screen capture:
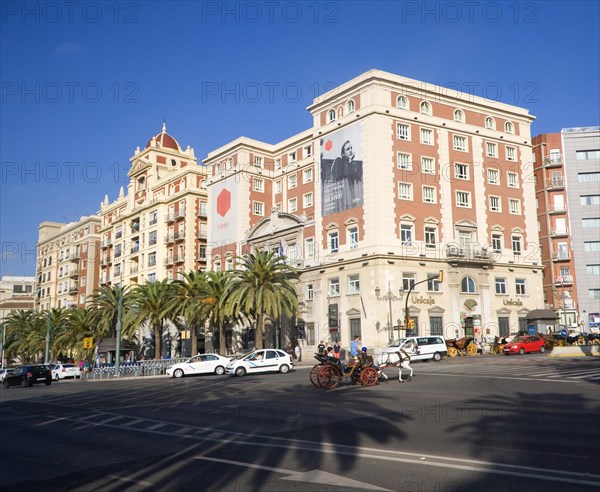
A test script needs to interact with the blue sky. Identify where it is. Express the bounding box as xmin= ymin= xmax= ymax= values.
xmin=1 ymin=0 xmax=599 ymax=276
